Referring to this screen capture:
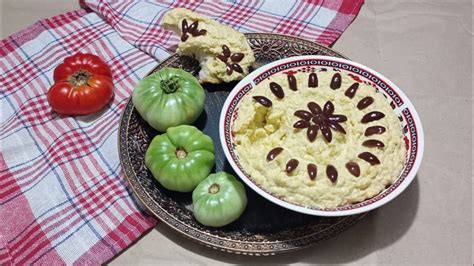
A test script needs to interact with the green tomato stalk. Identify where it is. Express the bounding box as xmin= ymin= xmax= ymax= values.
xmin=208 ymin=183 xmax=220 ymax=194
xmin=160 ymin=74 xmax=180 ymax=94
